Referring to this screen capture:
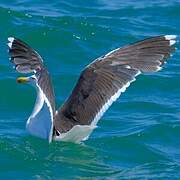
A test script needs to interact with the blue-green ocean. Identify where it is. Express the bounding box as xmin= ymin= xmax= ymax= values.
xmin=0 ymin=0 xmax=180 ymax=179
